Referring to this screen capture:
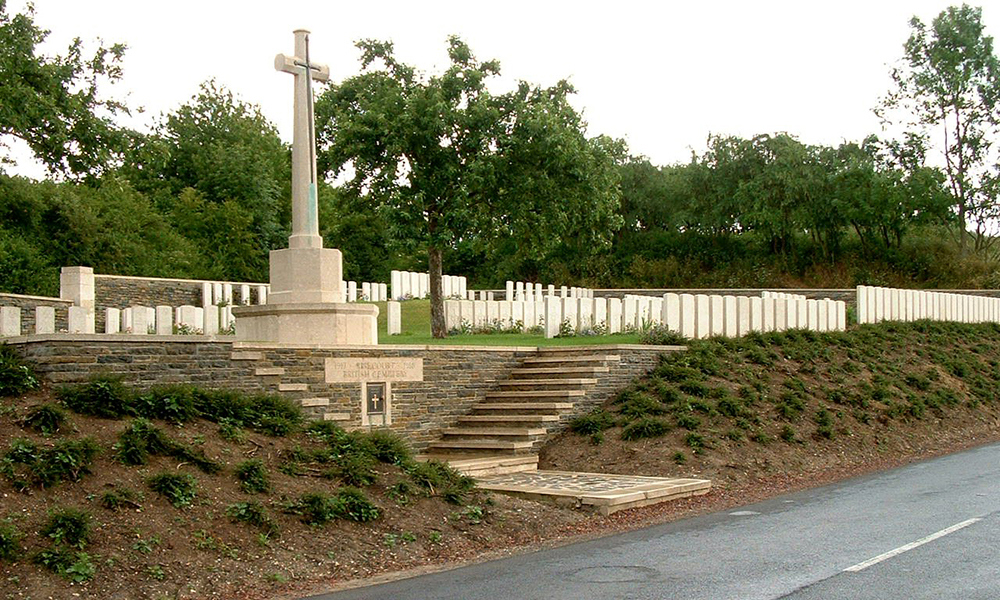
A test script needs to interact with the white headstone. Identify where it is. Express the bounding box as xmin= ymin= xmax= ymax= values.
xmin=724 ymin=296 xmax=738 ymax=337
xmin=594 ymin=297 xmax=608 ymax=330
xmin=240 ymin=284 xmax=251 ymax=305
xmin=212 ymin=282 xmax=224 ymax=305
xmin=709 ymin=295 xmax=725 ymax=336
xmin=499 ymin=301 xmax=512 ymax=327
xmin=773 ymin=298 xmax=787 ymax=332
xmin=177 ymin=305 xmax=200 ymax=332
xmin=103 ymin=307 xmax=120 ymax=334
xmin=762 ymin=297 xmax=775 ymax=332
xmin=560 ymin=286 xmax=568 ymax=298
xmin=561 ymin=297 xmax=579 ymax=333
xmin=68 ymin=306 xmax=93 ymax=334
xmin=623 ymin=296 xmax=637 ymax=331
xmin=257 ymin=285 xmax=268 ymax=305
xmin=737 ymin=296 xmax=751 ymax=336
xmin=35 ymin=306 xmax=55 ymax=334
xmin=204 ymin=305 xmax=219 ymax=335
xmin=409 ymin=272 xmax=420 ymax=299
xmin=534 ymin=283 xmax=542 ymax=298
xmin=511 ymin=300 xmax=524 ymax=330
xmin=749 ymin=297 xmax=763 ymax=332
xmin=379 ymin=283 xmax=388 ymax=302
xmin=663 ymin=293 xmax=680 ymax=332
xmin=202 ymin=282 xmax=213 ymax=307
xmin=121 ymin=307 xmax=133 ymax=334
xmin=578 ymin=297 xmax=594 ymax=330
xmin=548 ymin=284 xmax=555 ymax=297
xmin=348 ymin=281 xmax=358 ymax=302
xmin=523 ymin=298 xmax=537 ymax=330
xmin=679 ymin=294 xmax=696 ymax=339
xmin=387 ymin=301 xmax=401 ymax=335
xmin=695 ymin=295 xmax=711 ymax=338
xmin=806 ymin=300 xmax=819 ymax=330
xmin=155 ymin=306 xmax=173 ymax=335
xmin=222 ymin=283 xmax=233 ymax=306
xmin=608 ymin=298 xmax=623 ymax=334
xmin=543 ymin=296 xmax=561 ymax=338
xmin=390 ymin=271 xmax=402 ymax=300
